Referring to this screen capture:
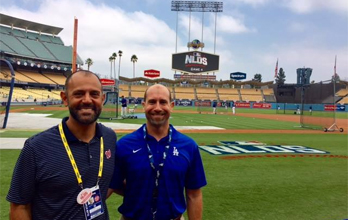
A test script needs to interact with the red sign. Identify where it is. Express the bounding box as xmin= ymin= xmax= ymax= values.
xmin=144 ymin=69 xmax=160 ymax=78
xmin=324 ymin=105 xmax=335 ymax=111
xmin=235 ymin=102 xmax=251 ymax=108
xmin=100 ymin=78 xmax=115 ymax=86
xmin=253 ymin=103 xmax=271 ymax=109
xmin=195 ymin=101 xmax=211 ymax=107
